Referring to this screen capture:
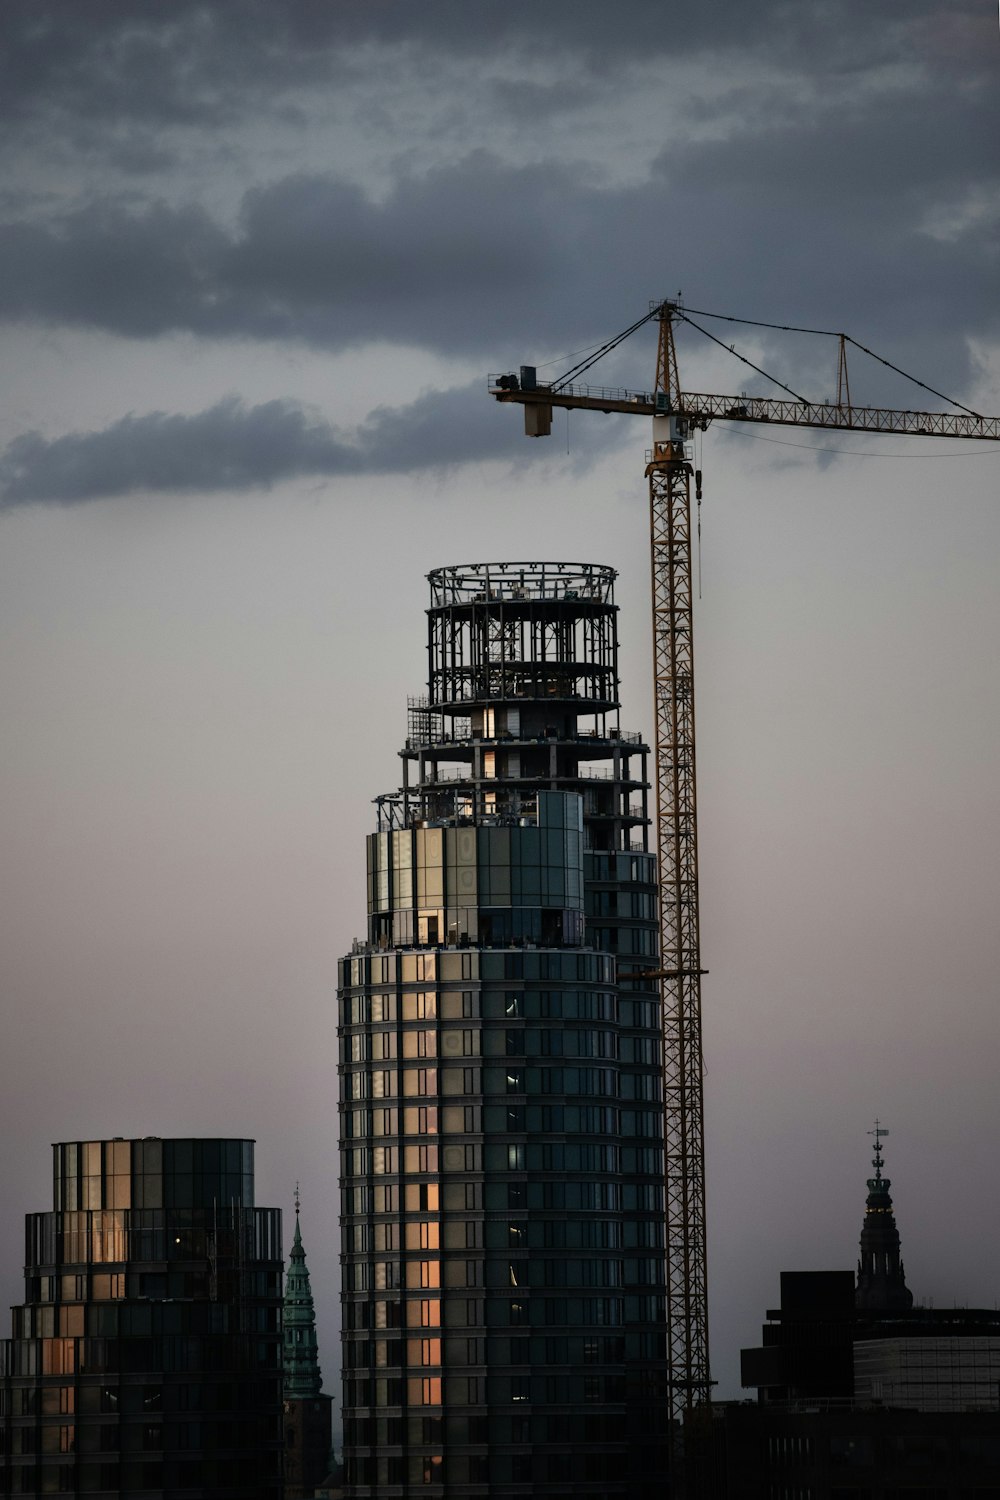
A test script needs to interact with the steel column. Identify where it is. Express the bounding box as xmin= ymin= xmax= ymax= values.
xmin=648 ymin=448 xmax=710 ymax=1429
